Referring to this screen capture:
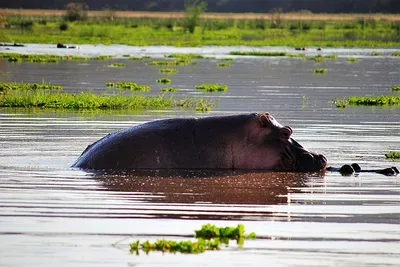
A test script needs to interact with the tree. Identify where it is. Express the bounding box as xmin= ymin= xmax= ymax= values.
xmin=64 ymin=2 xmax=89 ymax=22
xmin=184 ymin=0 xmax=207 ymax=34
